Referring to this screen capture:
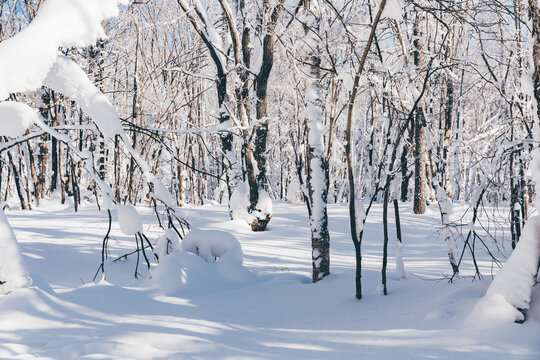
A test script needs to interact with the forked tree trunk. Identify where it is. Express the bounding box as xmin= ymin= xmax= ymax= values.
xmin=345 ymin=0 xmax=387 ymax=297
